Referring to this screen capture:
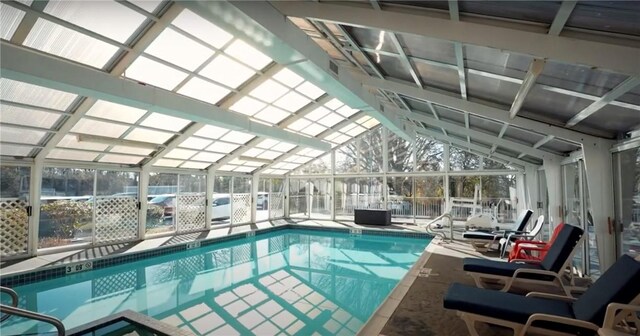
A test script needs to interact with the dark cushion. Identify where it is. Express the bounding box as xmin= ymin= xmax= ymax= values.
xmin=462 ymin=231 xmax=498 ymax=240
xmin=443 ymin=283 xmax=595 ymax=335
xmin=513 ymin=209 xmax=534 ymax=232
xmin=463 ymin=258 xmax=549 ymax=280
xmin=573 ymin=254 xmax=640 ymax=325
xmin=540 ymin=224 xmax=583 ymax=272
